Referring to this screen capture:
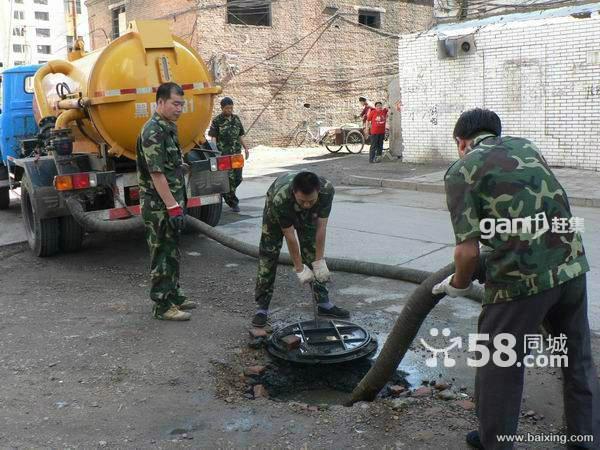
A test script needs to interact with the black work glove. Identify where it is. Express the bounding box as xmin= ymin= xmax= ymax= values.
xmin=167 ymin=204 xmax=185 ymax=235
